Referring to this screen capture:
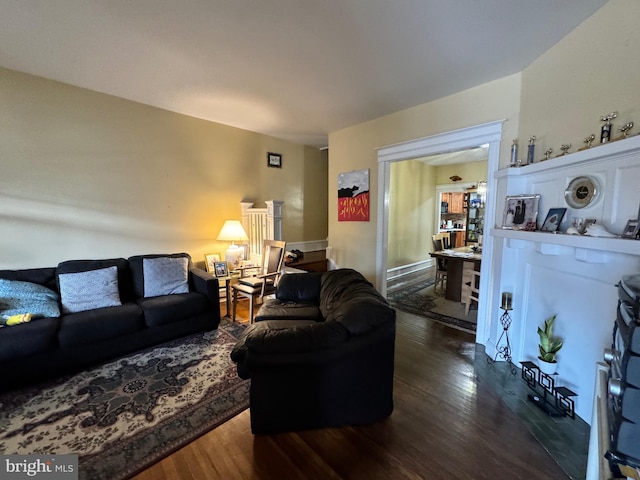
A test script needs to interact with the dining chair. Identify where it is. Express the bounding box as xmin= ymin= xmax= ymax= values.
xmin=231 ymin=239 xmax=286 ymax=323
xmin=431 ymin=234 xmax=448 ymax=293
xmin=463 ymin=269 xmax=481 ymax=316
